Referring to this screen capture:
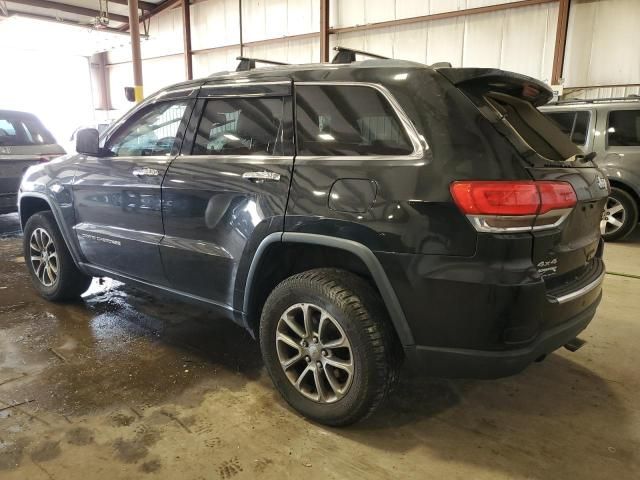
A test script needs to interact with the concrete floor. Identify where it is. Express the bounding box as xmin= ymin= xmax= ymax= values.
xmin=0 ymin=211 xmax=638 ymax=480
